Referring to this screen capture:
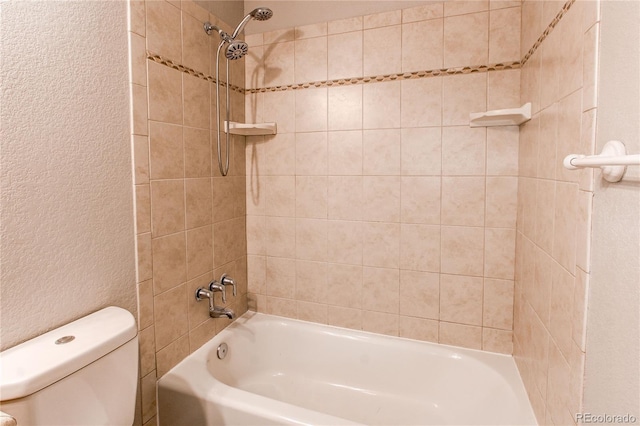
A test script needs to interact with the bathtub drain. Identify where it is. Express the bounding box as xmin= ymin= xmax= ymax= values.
xmin=217 ymin=342 xmax=228 ymax=359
